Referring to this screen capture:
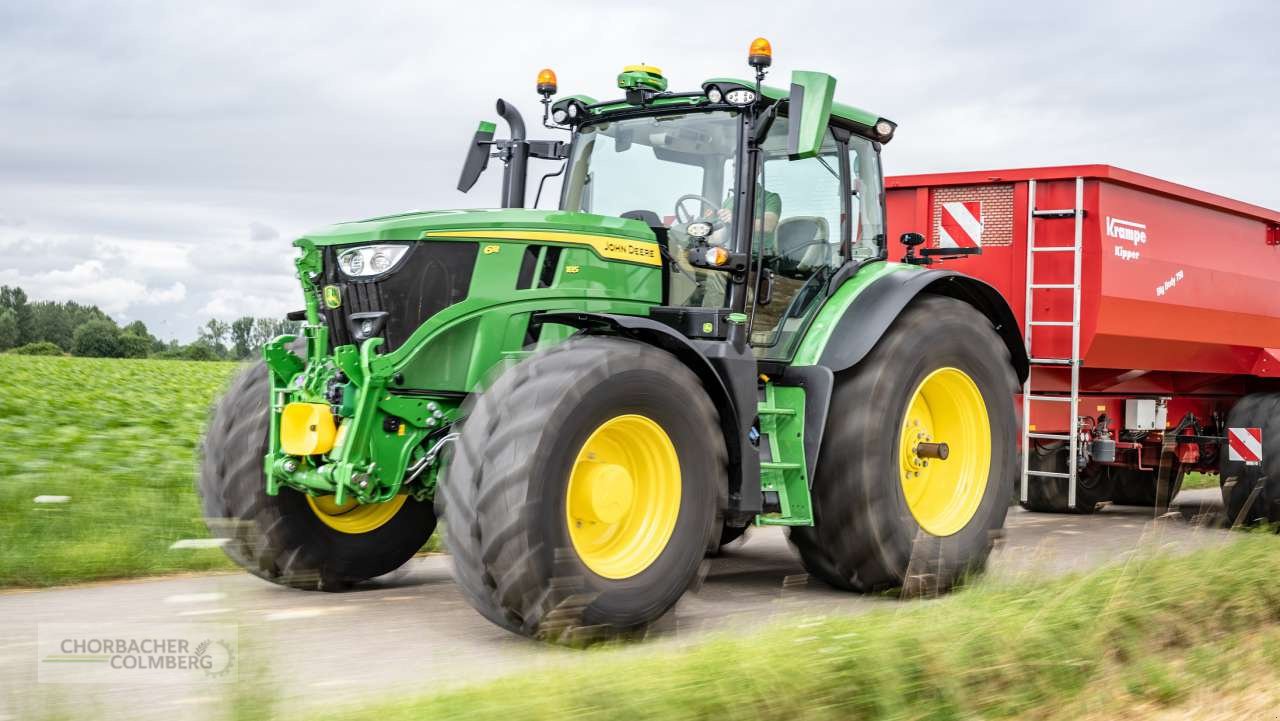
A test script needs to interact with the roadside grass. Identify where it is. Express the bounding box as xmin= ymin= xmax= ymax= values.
xmin=312 ymin=533 xmax=1280 ymax=721
xmin=1180 ymin=471 xmax=1219 ymax=491
xmin=0 ymin=355 xmax=242 ymax=586
xmin=1038 ymin=626 xmax=1280 ymax=720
